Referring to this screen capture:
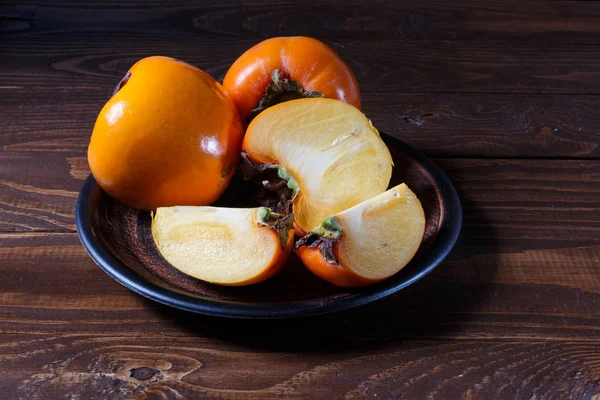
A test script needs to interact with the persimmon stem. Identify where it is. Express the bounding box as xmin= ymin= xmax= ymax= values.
xmin=241 ymin=151 xmax=299 ymax=215
xmin=295 ymin=216 xmax=343 ymax=265
xmin=112 ymin=71 xmax=131 ymax=96
xmin=257 ymin=207 xmax=294 ymax=249
xmin=248 ymin=69 xmax=324 ymax=121
xmin=262 ymin=179 xmax=288 ymax=191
